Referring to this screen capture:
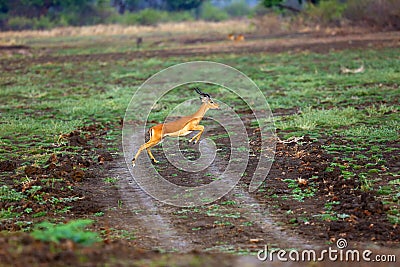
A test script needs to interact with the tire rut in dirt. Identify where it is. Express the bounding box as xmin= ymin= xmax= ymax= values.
xmin=207 ymin=148 xmax=318 ymax=250
xmin=111 ymin=160 xmax=196 ymax=252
